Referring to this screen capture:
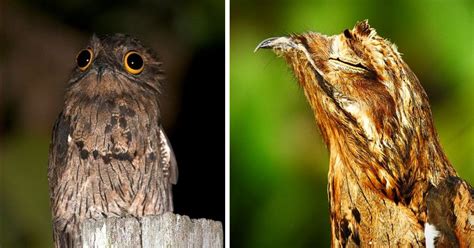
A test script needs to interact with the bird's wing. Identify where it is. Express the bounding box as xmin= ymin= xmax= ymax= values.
xmin=158 ymin=125 xmax=178 ymax=185
xmin=48 ymin=112 xmax=71 ymax=200
xmin=426 ymin=176 xmax=474 ymax=247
